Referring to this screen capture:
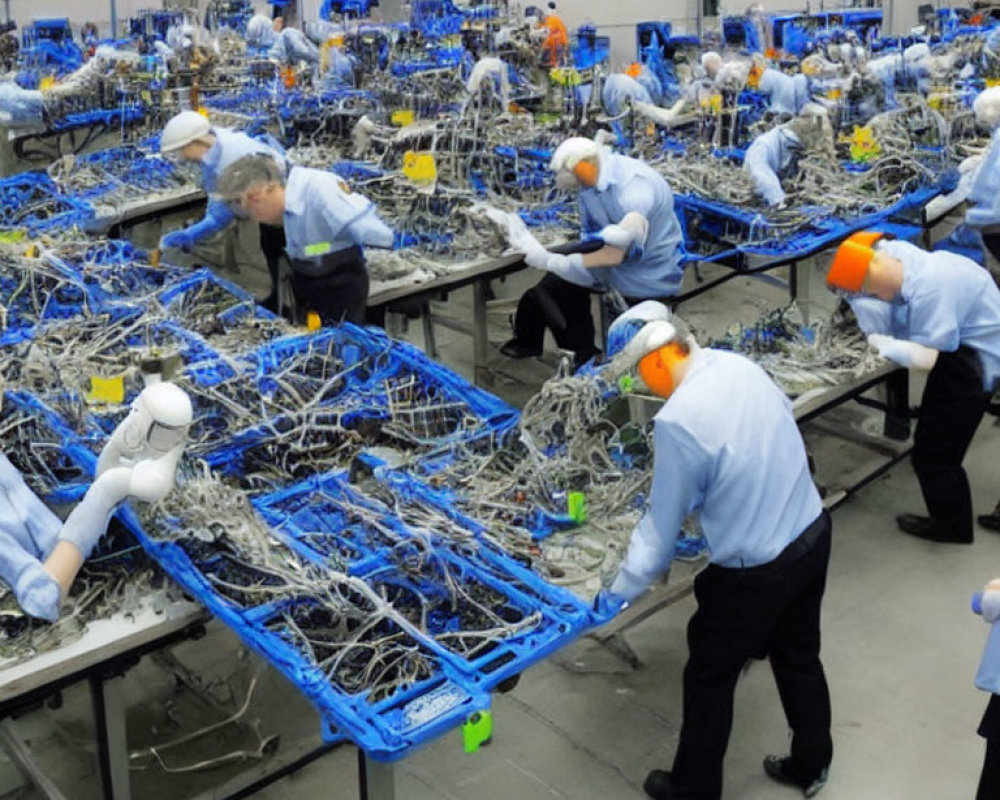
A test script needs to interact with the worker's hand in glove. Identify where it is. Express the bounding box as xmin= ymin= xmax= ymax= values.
xmin=959 ymin=154 xmax=983 ymax=174
xmin=591 ymin=588 xmax=629 ymax=623
xmin=868 ymin=334 xmax=938 ymax=370
xmin=160 ymin=228 xmax=196 ymax=253
xmin=979 ymin=579 xmax=1000 ymax=623
xmin=483 ymin=207 xmax=551 ymax=267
